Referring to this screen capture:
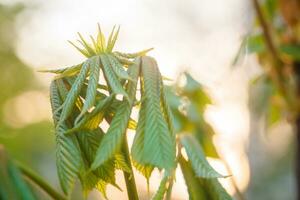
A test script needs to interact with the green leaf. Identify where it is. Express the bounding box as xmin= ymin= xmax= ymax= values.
xmin=100 ymin=54 xmax=129 ymax=99
xmin=68 ymin=96 xmax=113 ymax=134
xmin=114 ymin=154 xmax=131 ymax=173
xmin=106 ymin=26 xmax=120 ymax=52
xmin=38 ymin=63 xmax=82 ymax=76
xmin=91 ymin=60 xmax=140 ymax=169
xmin=106 ymin=25 xmax=116 ymax=51
xmin=179 ymin=156 xmax=208 ymax=200
xmin=114 ymin=48 xmax=153 ymax=58
xmin=97 ymin=24 xmax=106 ymax=53
xmin=58 ymin=61 xmax=90 ymax=124
xmin=113 ymin=53 xmax=135 ymax=66
xmin=133 ymin=56 xmax=175 ymax=170
xmin=77 ymin=32 xmax=96 ymax=56
xmin=68 ymin=40 xmax=90 ymax=57
xmin=200 ymin=178 xmax=232 ymax=200
xmin=76 ymin=129 xmax=116 ymax=185
xmin=50 ymin=81 xmax=83 ymax=195
xmin=132 ymin=161 xmax=153 ymax=183
xmin=107 ymin=54 xmax=133 ymax=80
xmin=180 ymin=134 xmax=224 ymax=178
xmin=80 ymin=56 xmax=101 ymax=117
